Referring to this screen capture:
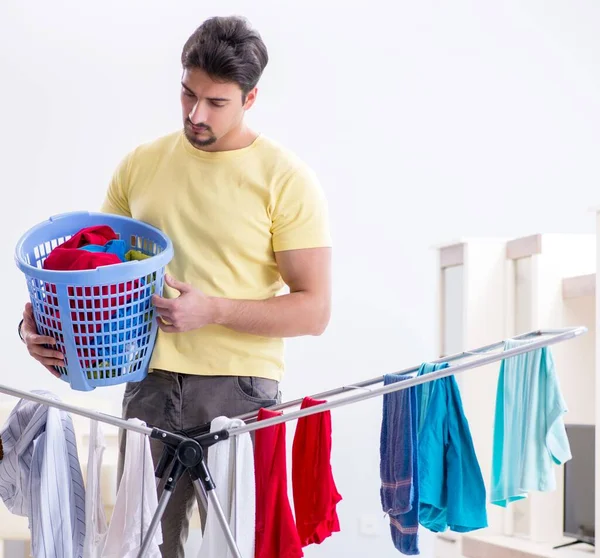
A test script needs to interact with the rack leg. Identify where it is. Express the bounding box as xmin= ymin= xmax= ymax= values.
xmin=135 ymin=486 xmax=172 ymax=558
xmin=193 ymin=475 xmax=208 ymax=515
xmin=193 ymin=479 xmax=243 ymax=558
